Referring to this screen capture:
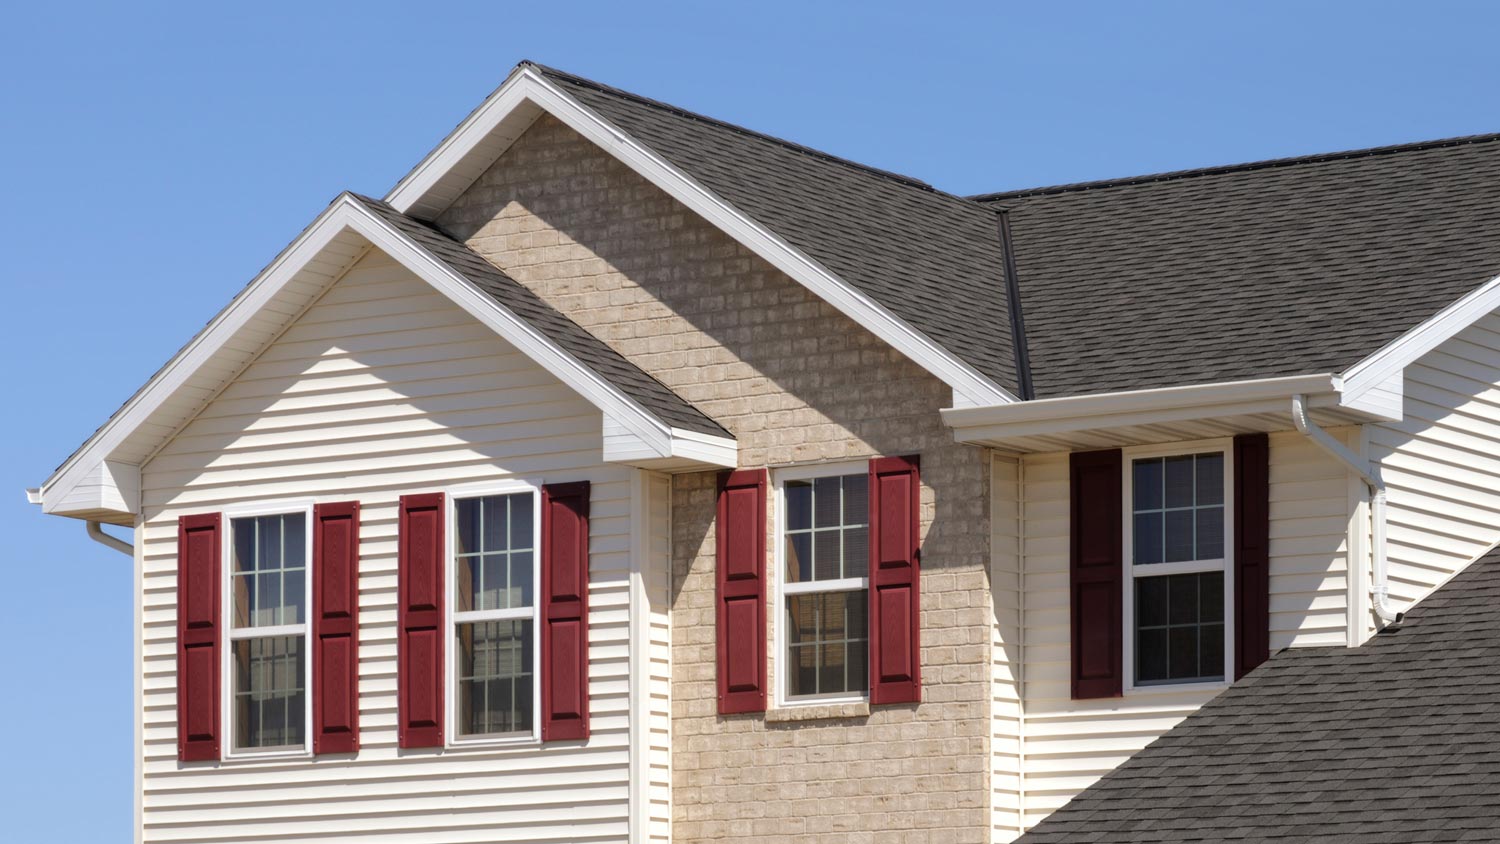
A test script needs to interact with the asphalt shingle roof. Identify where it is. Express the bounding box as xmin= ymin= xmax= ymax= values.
xmin=980 ymin=136 xmax=1500 ymax=398
xmin=1016 ymin=543 xmax=1500 ymax=844
xmin=353 ymin=194 xmax=730 ymax=439
xmin=529 ymin=62 xmax=1024 ymax=397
